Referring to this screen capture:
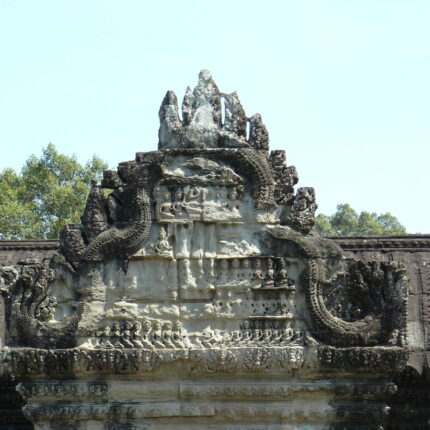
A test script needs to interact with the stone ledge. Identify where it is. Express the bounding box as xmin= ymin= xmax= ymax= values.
xmin=2 ymin=235 xmax=430 ymax=253
xmin=1 ymin=346 xmax=408 ymax=379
